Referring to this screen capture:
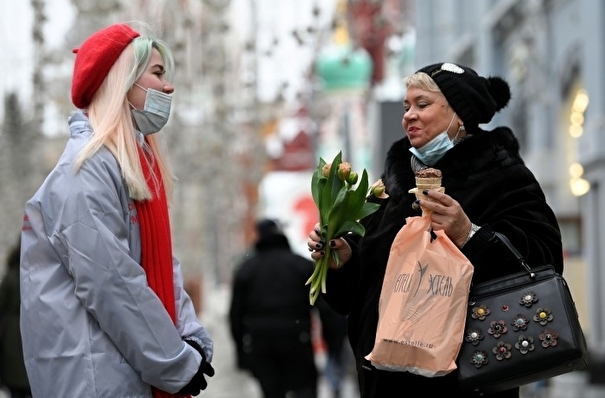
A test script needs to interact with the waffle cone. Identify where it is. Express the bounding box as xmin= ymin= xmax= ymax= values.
xmin=415 ymin=177 xmax=442 ymax=188
xmin=409 ymin=180 xmax=444 ymax=216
